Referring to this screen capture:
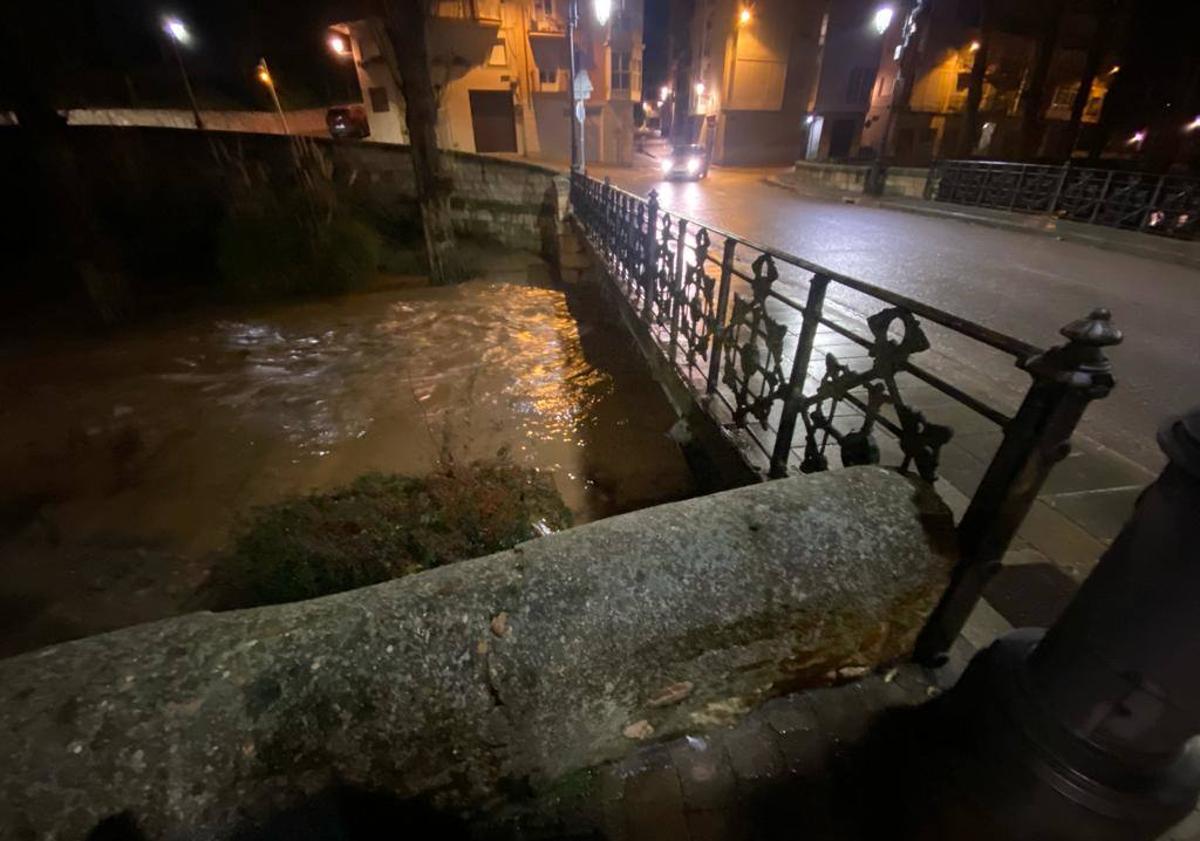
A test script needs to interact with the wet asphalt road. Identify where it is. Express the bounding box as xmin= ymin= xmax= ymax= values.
xmin=590 ymin=160 xmax=1200 ymax=472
